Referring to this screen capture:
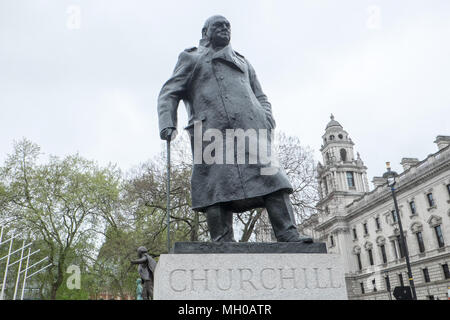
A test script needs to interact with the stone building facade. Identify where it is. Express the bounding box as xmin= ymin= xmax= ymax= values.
xmin=300 ymin=116 xmax=450 ymax=300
